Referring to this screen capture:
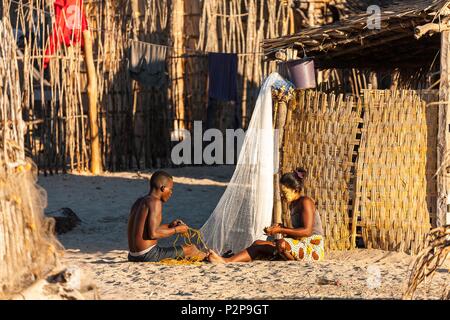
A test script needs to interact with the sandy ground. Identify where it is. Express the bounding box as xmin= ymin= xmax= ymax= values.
xmin=38 ymin=166 xmax=449 ymax=300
